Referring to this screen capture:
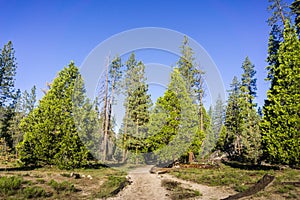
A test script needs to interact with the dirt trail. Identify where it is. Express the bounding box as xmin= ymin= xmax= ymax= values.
xmin=108 ymin=165 xmax=169 ymax=200
xmin=107 ymin=165 xmax=235 ymax=200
